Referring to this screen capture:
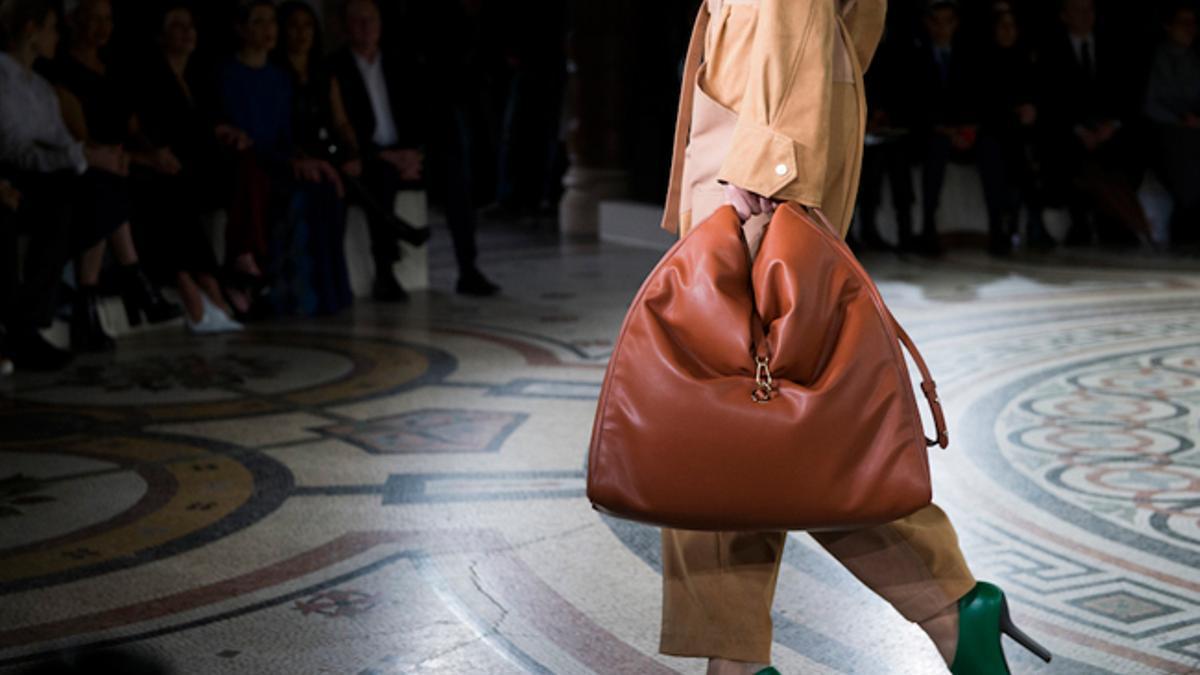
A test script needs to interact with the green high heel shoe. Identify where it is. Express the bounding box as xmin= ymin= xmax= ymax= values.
xmin=950 ymin=581 xmax=1052 ymax=674
xmin=753 ymin=668 xmax=781 ymax=675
